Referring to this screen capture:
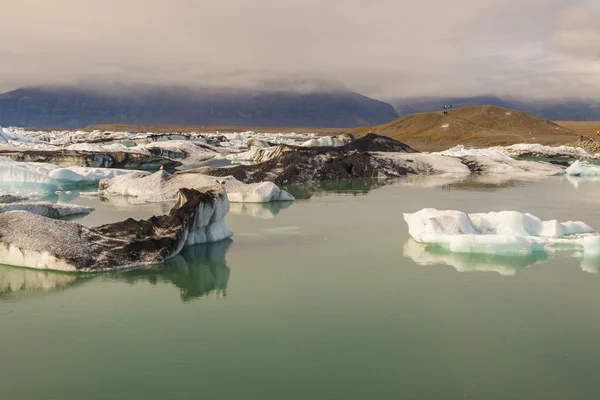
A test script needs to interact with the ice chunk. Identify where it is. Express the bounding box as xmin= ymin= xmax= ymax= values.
xmin=98 ymin=170 xmax=294 ymax=204
xmin=0 ymin=156 xmax=61 ymax=195
xmin=434 ymin=145 xmax=513 ymax=160
xmin=0 ymin=187 xmax=232 ymax=271
xmin=48 ymin=166 xmax=150 ymax=183
xmin=404 ymin=208 xmax=598 ymax=255
xmin=497 ymin=144 xmax=596 ymax=159
xmin=565 ymin=160 xmax=600 ymax=176
xmin=0 ymin=202 xmax=93 ymax=218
